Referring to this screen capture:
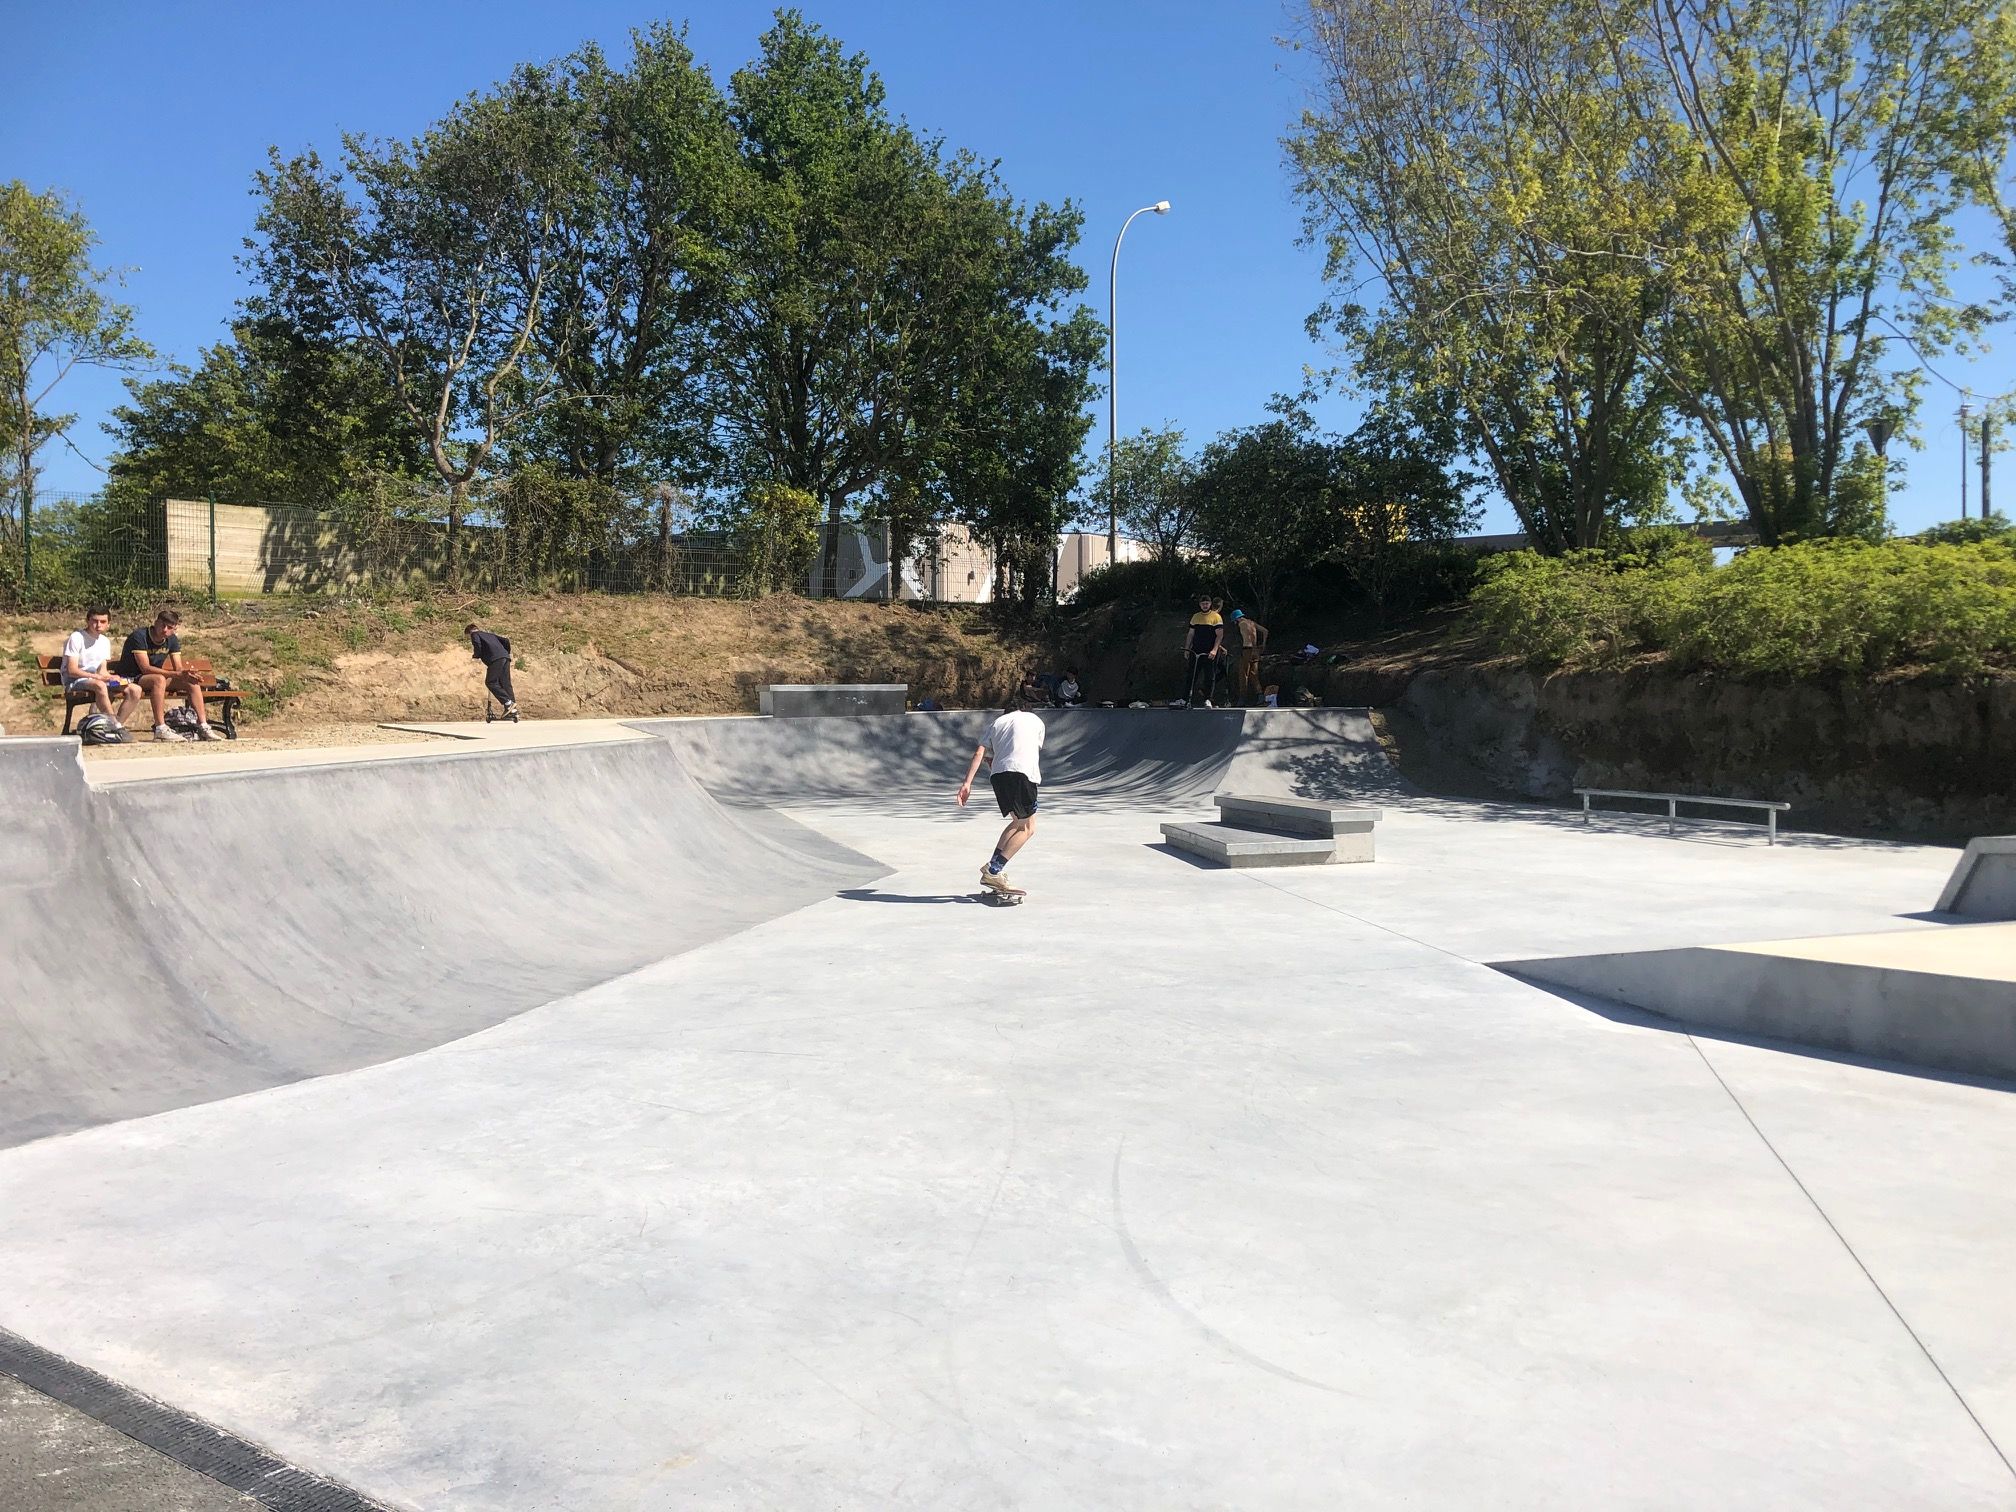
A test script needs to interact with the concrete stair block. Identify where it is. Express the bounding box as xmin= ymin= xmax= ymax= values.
xmin=1159 ymin=820 xmax=1336 ymax=868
